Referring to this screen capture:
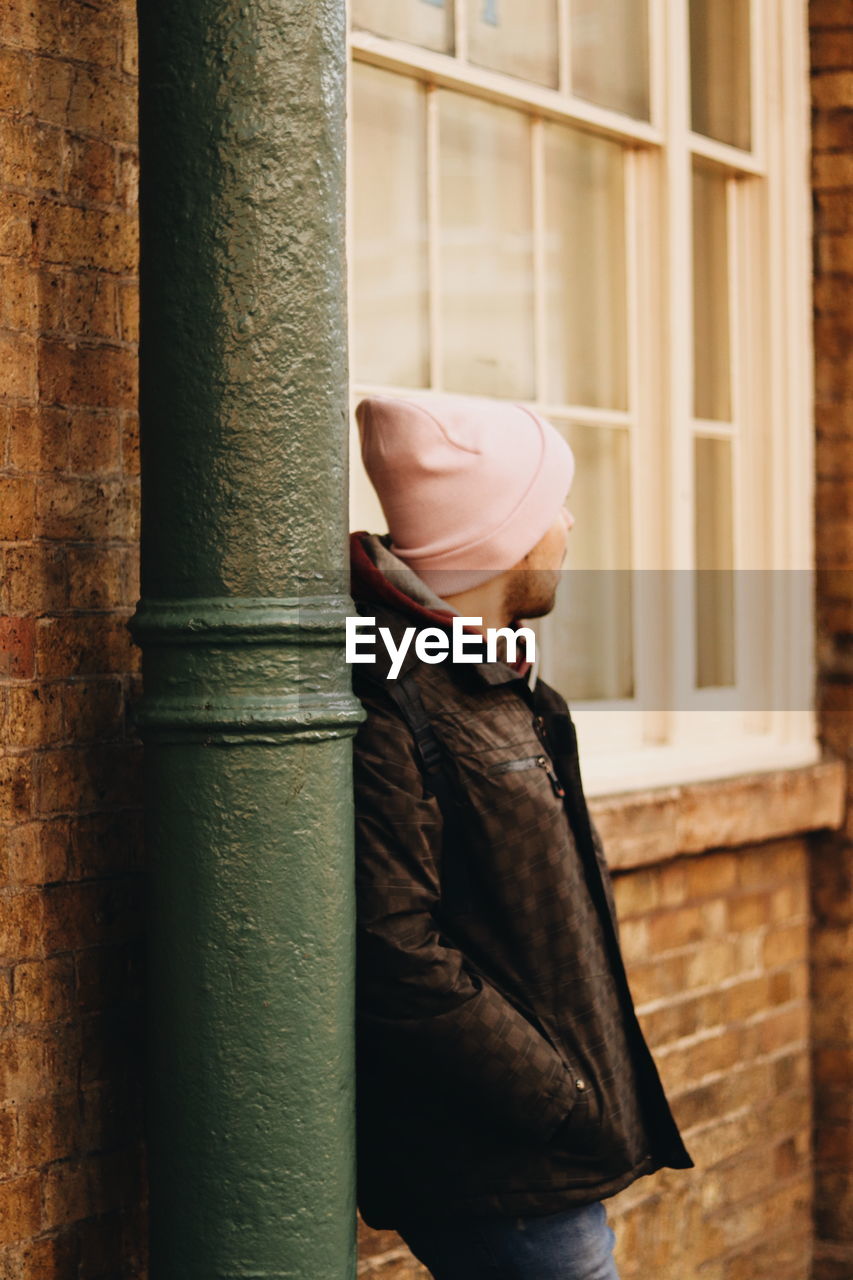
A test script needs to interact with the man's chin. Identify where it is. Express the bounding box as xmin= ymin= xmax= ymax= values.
xmin=503 ymin=570 xmax=561 ymax=624
xmin=521 ymin=594 xmax=558 ymax=621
